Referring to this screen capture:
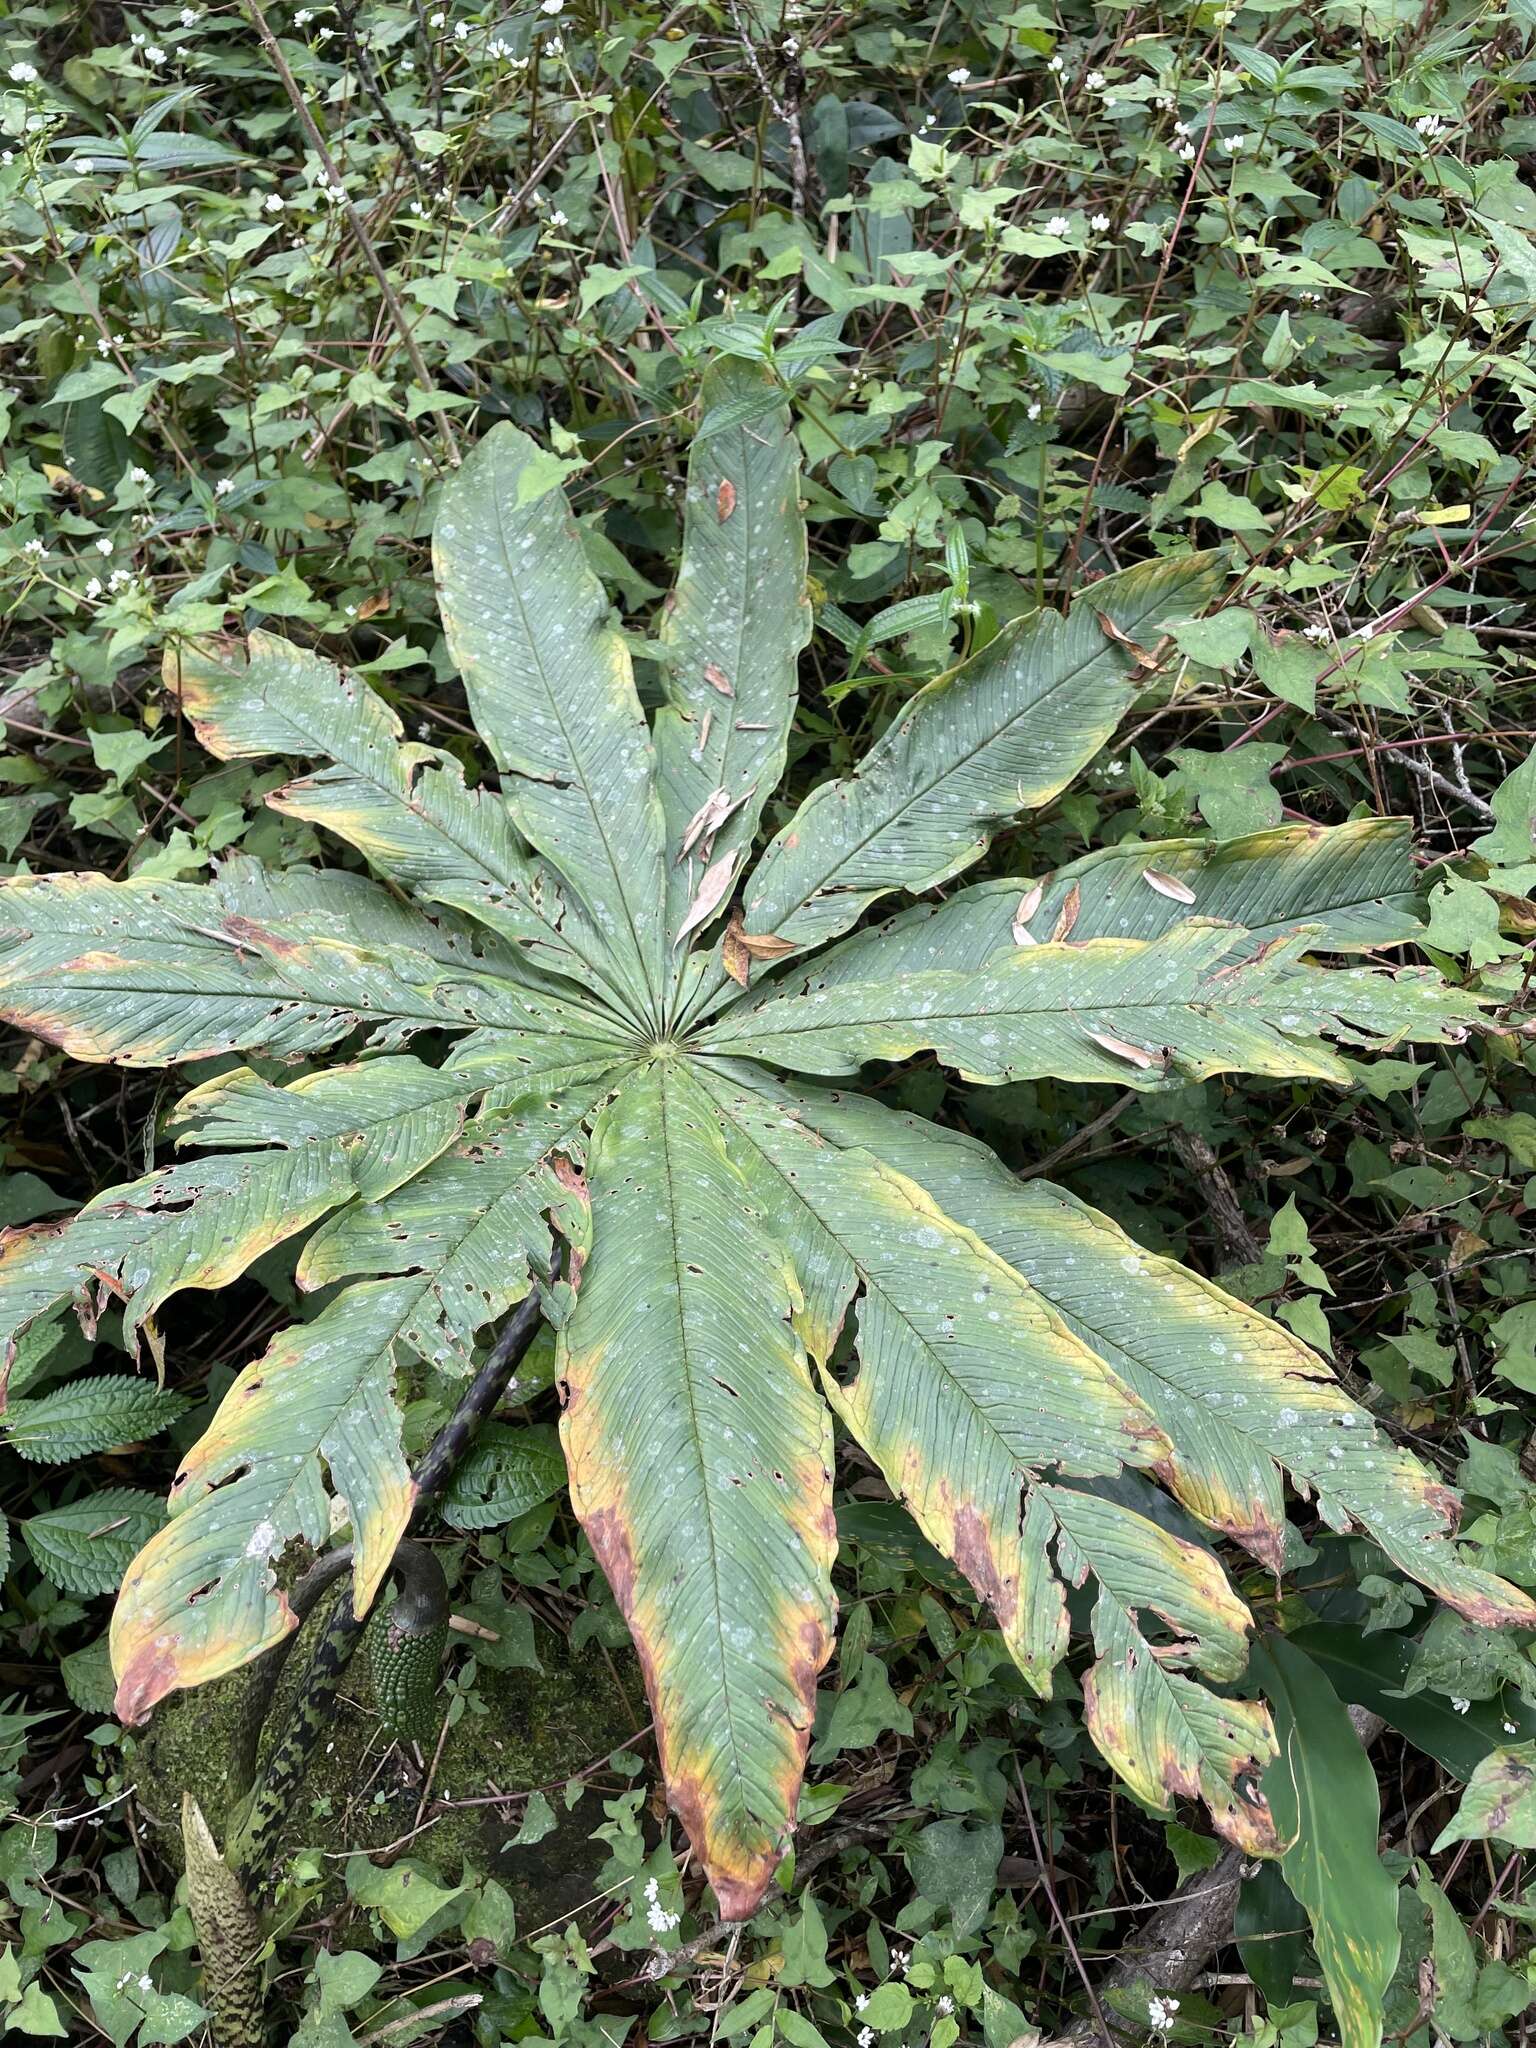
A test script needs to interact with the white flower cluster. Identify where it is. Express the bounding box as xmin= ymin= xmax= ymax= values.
xmin=643 ymin=1874 xmax=679 ymax=1935
xmin=1147 ymin=1996 xmax=1180 ymax=2032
